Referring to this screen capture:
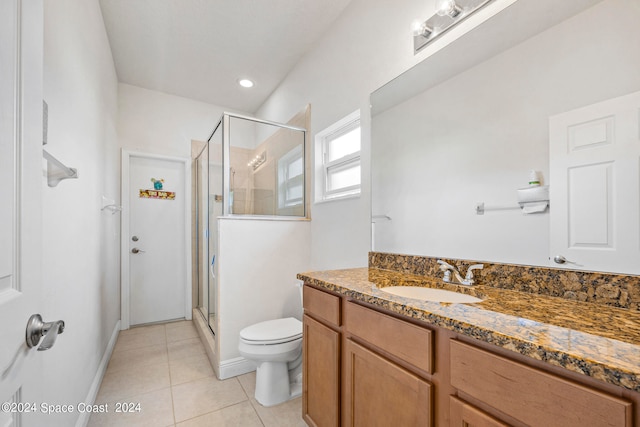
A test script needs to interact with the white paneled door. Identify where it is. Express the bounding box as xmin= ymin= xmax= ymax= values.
xmin=122 ymin=152 xmax=191 ymax=328
xmin=550 ymin=91 xmax=640 ymax=274
xmin=0 ymin=0 xmax=47 ymax=426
